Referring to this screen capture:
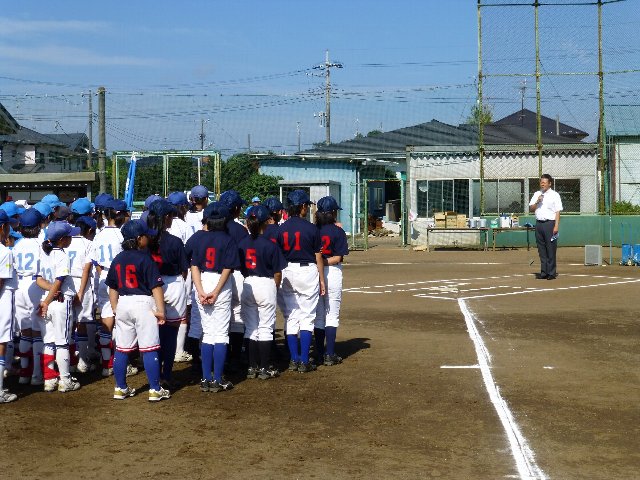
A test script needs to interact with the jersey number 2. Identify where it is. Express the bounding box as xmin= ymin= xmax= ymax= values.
xmin=115 ymin=264 xmax=139 ymax=289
